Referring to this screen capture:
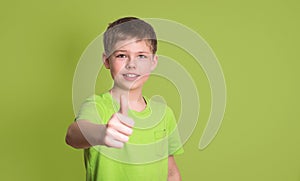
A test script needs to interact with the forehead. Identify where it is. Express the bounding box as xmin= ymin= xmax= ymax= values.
xmin=113 ymin=39 xmax=152 ymax=53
